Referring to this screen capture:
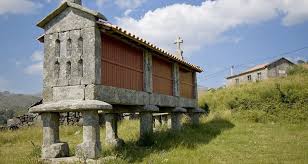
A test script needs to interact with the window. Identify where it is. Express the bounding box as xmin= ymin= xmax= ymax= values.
xmin=257 ymin=72 xmax=262 ymax=81
xmin=235 ymin=78 xmax=239 ymax=85
xmin=278 ymin=70 xmax=286 ymax=74
xmin=247 ymin=75 xmax=252 ymax=81
xmin=55 ymin=39 xmax=60 ymax=57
